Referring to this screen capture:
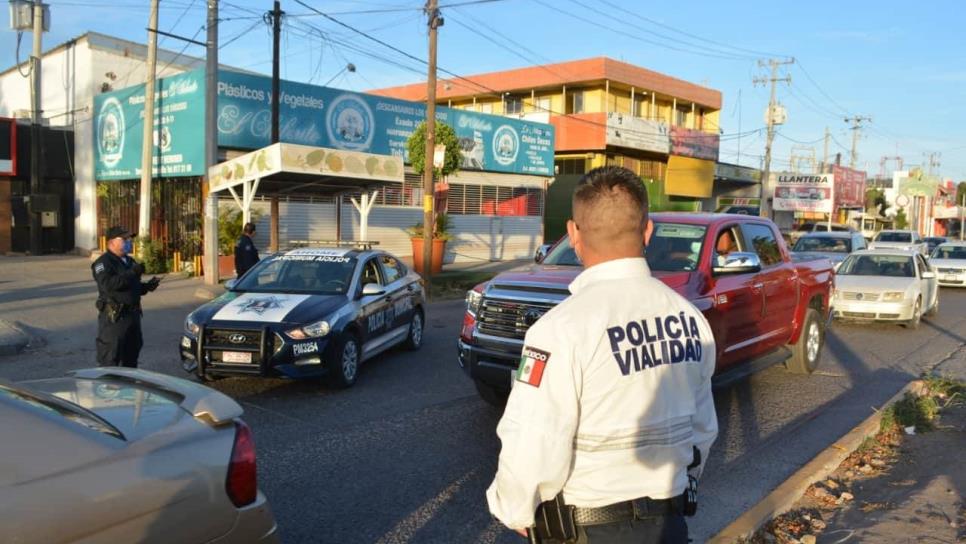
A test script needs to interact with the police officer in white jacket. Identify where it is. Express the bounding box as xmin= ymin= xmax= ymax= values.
xmin=486 ymin=166 xmax=718 ymax=543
